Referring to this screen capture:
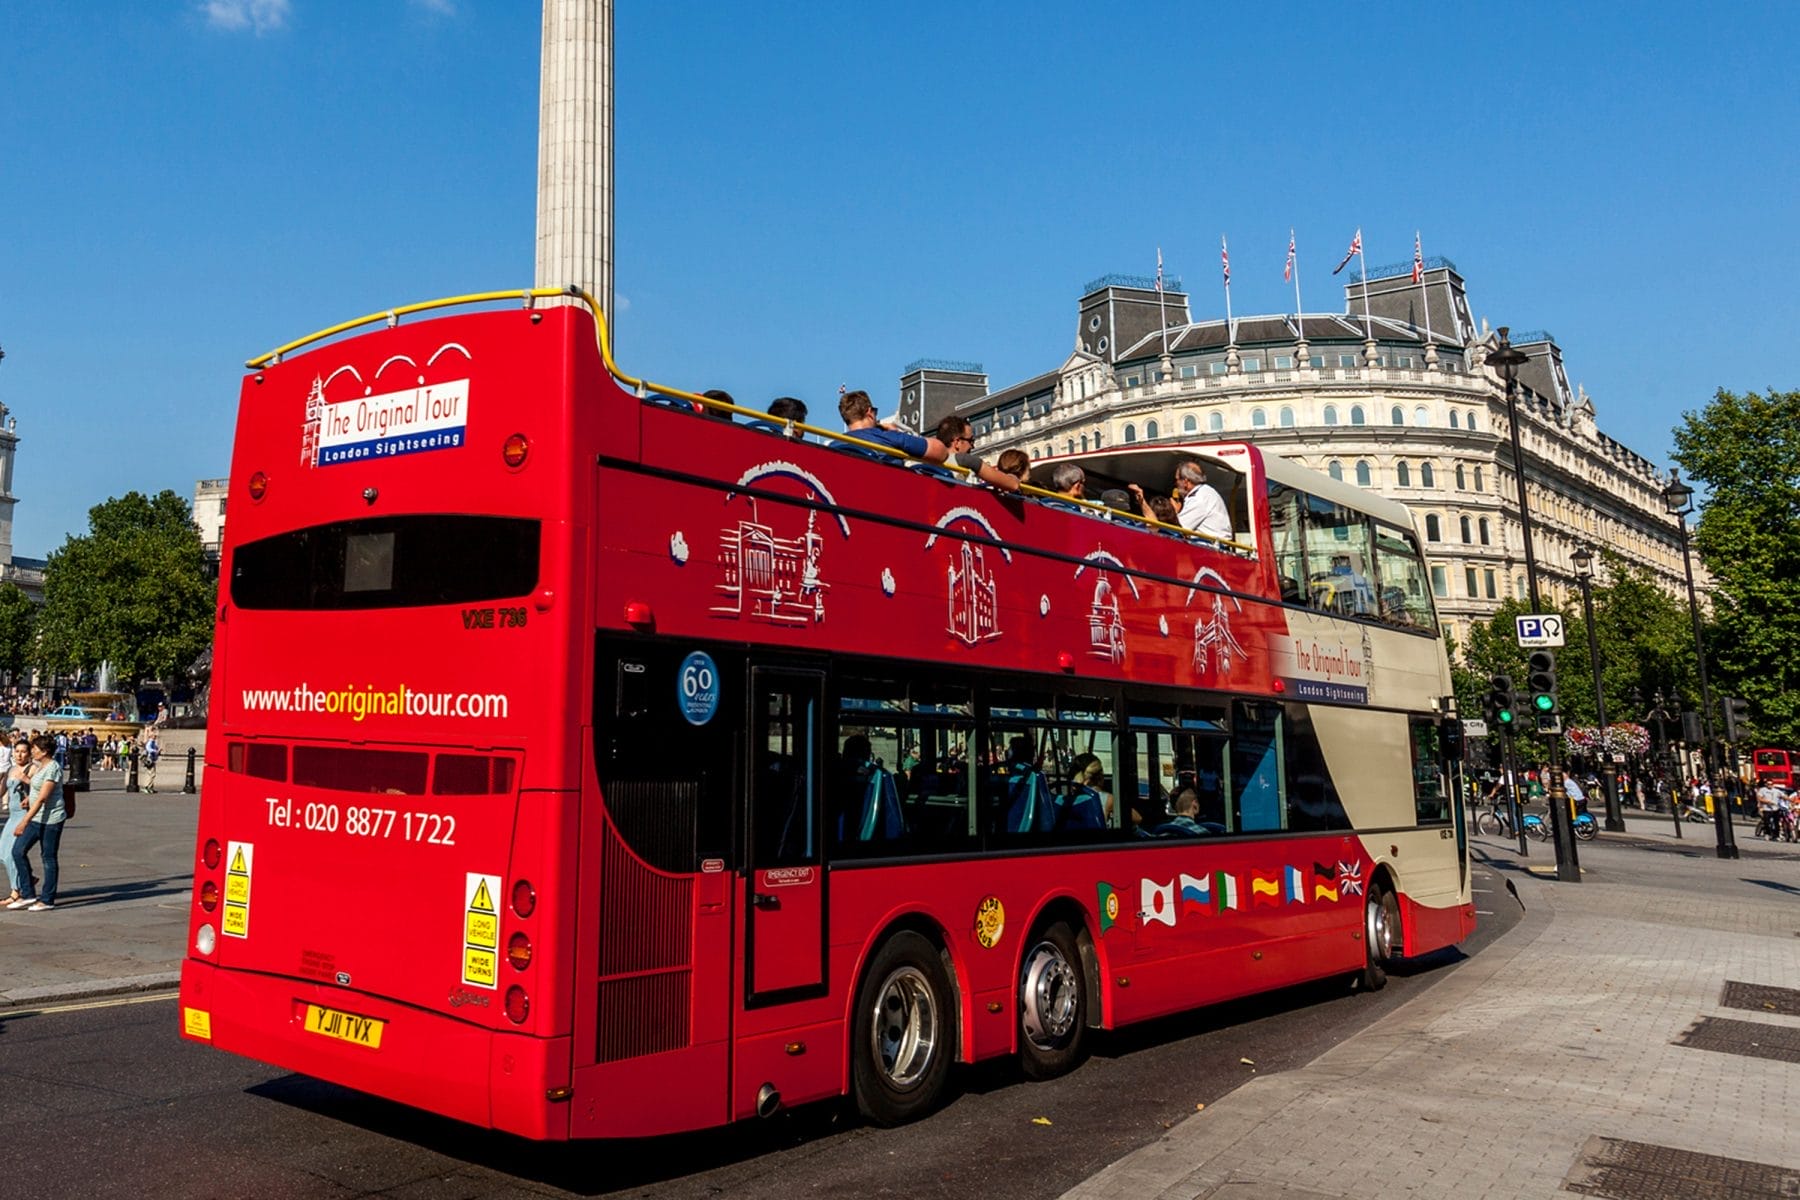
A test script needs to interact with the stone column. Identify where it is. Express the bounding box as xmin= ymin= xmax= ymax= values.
xmin=535 ymin=0 xmax=615 ymax=325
